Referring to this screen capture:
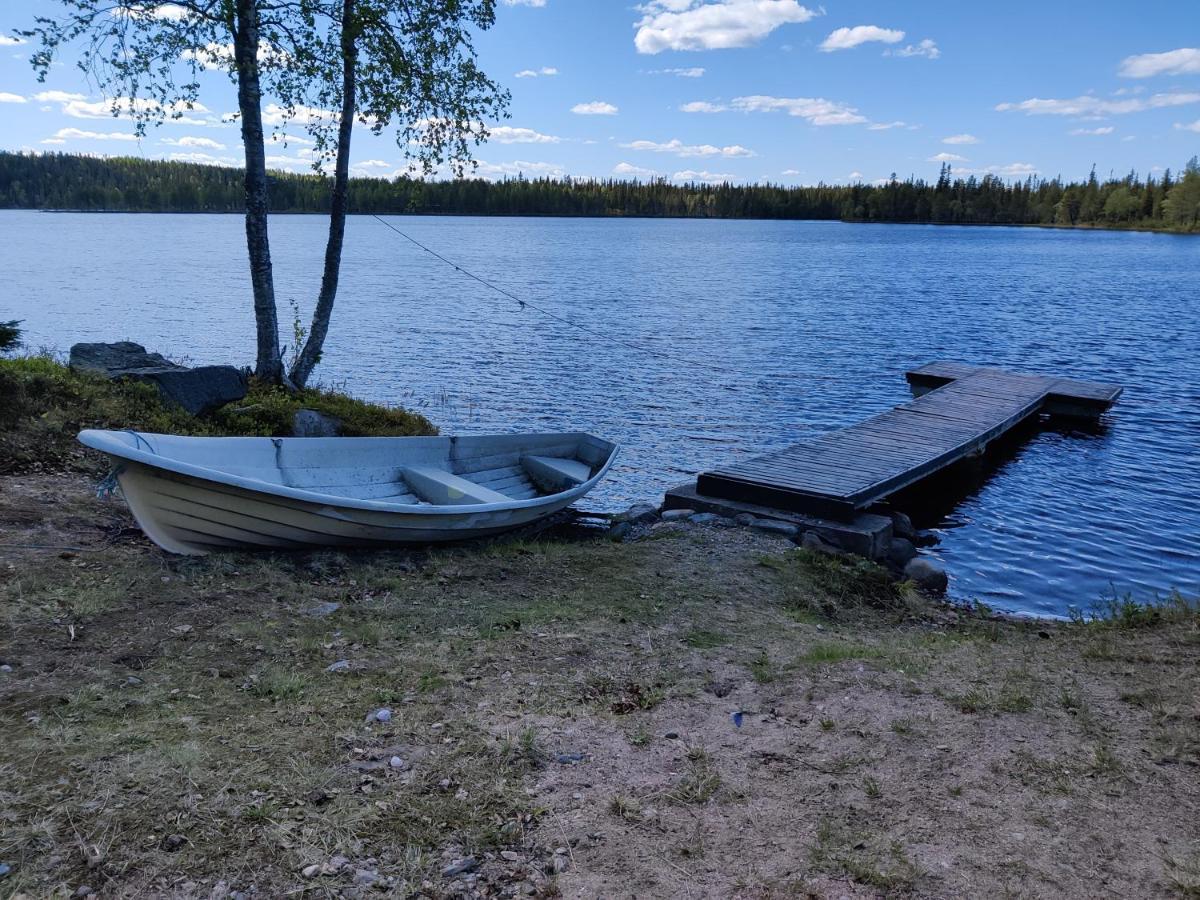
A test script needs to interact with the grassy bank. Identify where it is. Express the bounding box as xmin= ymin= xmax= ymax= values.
xmin=0 ymin=355 xmax=436 ymax=476
xmin=1 ymin=359 xmax=1198 ymax=898
xmin=0 ymin=479 xmax=1198 ymax=897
